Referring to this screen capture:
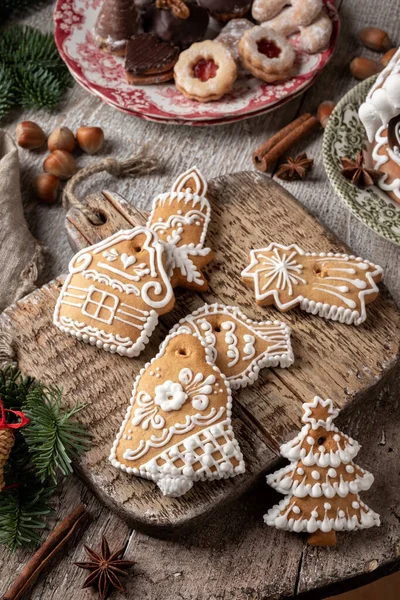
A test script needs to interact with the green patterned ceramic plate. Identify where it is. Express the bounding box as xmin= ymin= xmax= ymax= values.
xmin=323 ymin=76 xmax=400 ymax=246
